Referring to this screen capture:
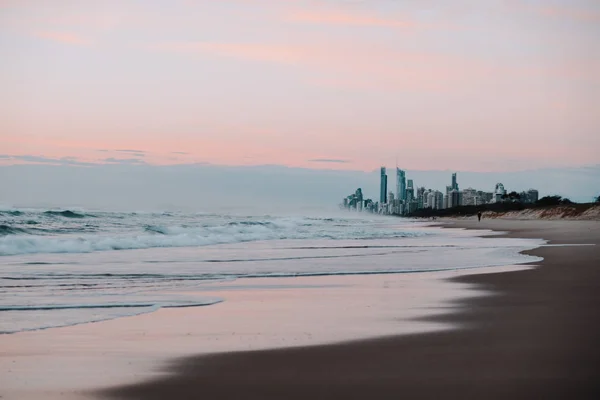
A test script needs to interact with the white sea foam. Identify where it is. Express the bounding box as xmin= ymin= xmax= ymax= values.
xmin=0 ymin=211 xmax=545 ymax=334
xmin=0 ymin=213 xmax=424 ymax=256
